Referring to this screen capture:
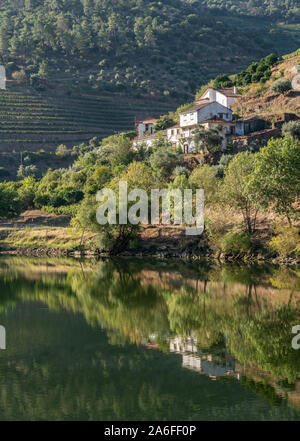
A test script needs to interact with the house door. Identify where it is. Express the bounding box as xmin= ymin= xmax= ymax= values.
xmin=183 ymin=144 xmax=188 ymax=154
